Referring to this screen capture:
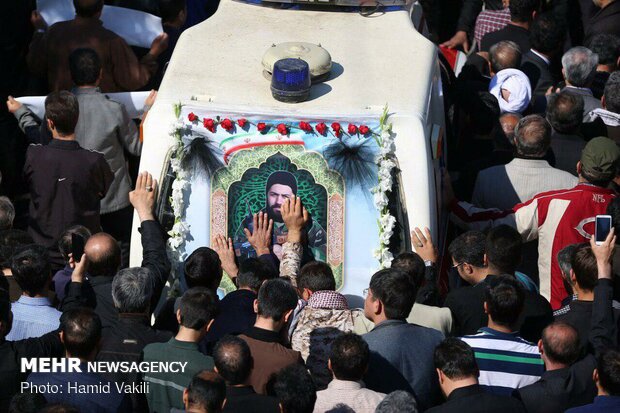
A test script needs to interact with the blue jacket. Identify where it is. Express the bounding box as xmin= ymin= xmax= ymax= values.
xmin=566 ymin=396 xmax=620 ymax=413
